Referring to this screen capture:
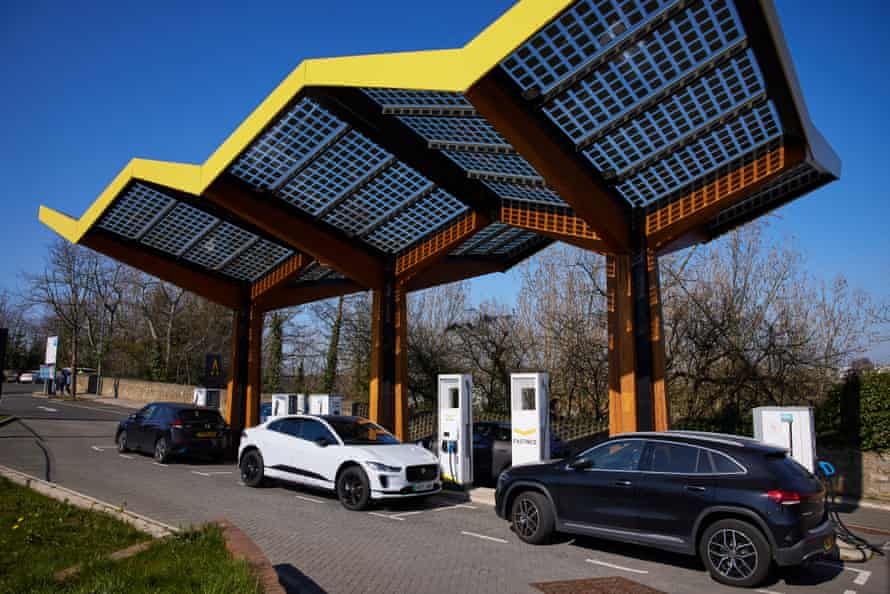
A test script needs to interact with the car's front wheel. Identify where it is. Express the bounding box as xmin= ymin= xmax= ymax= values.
xmin=117 ymin=430 xmax=129 ymax=453
xmin=510 ymin=490 xmax=555 ymax=545
xmin=337 ymin=466 xmax=371 ymax=511
xmin=700 ymin=518 xmax=772 ymax=587
xmin=240 ymin=450 xmax=265 ymax=487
